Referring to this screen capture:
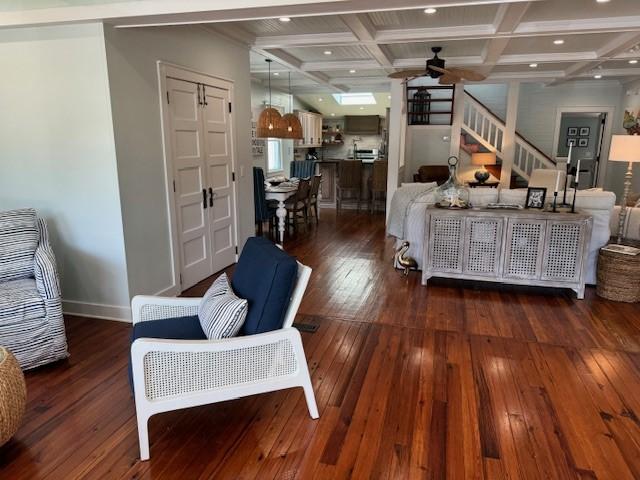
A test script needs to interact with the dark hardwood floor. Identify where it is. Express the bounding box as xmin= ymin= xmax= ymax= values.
xmin=2 ymin=210 xmax=640 ymax=479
